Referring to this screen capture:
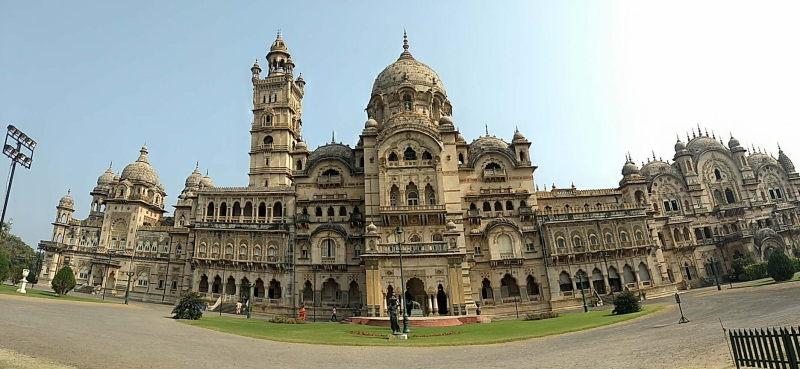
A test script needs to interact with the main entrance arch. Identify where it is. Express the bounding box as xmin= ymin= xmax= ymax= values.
xmin=405 ymin=277 xmax=427 ymax=315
